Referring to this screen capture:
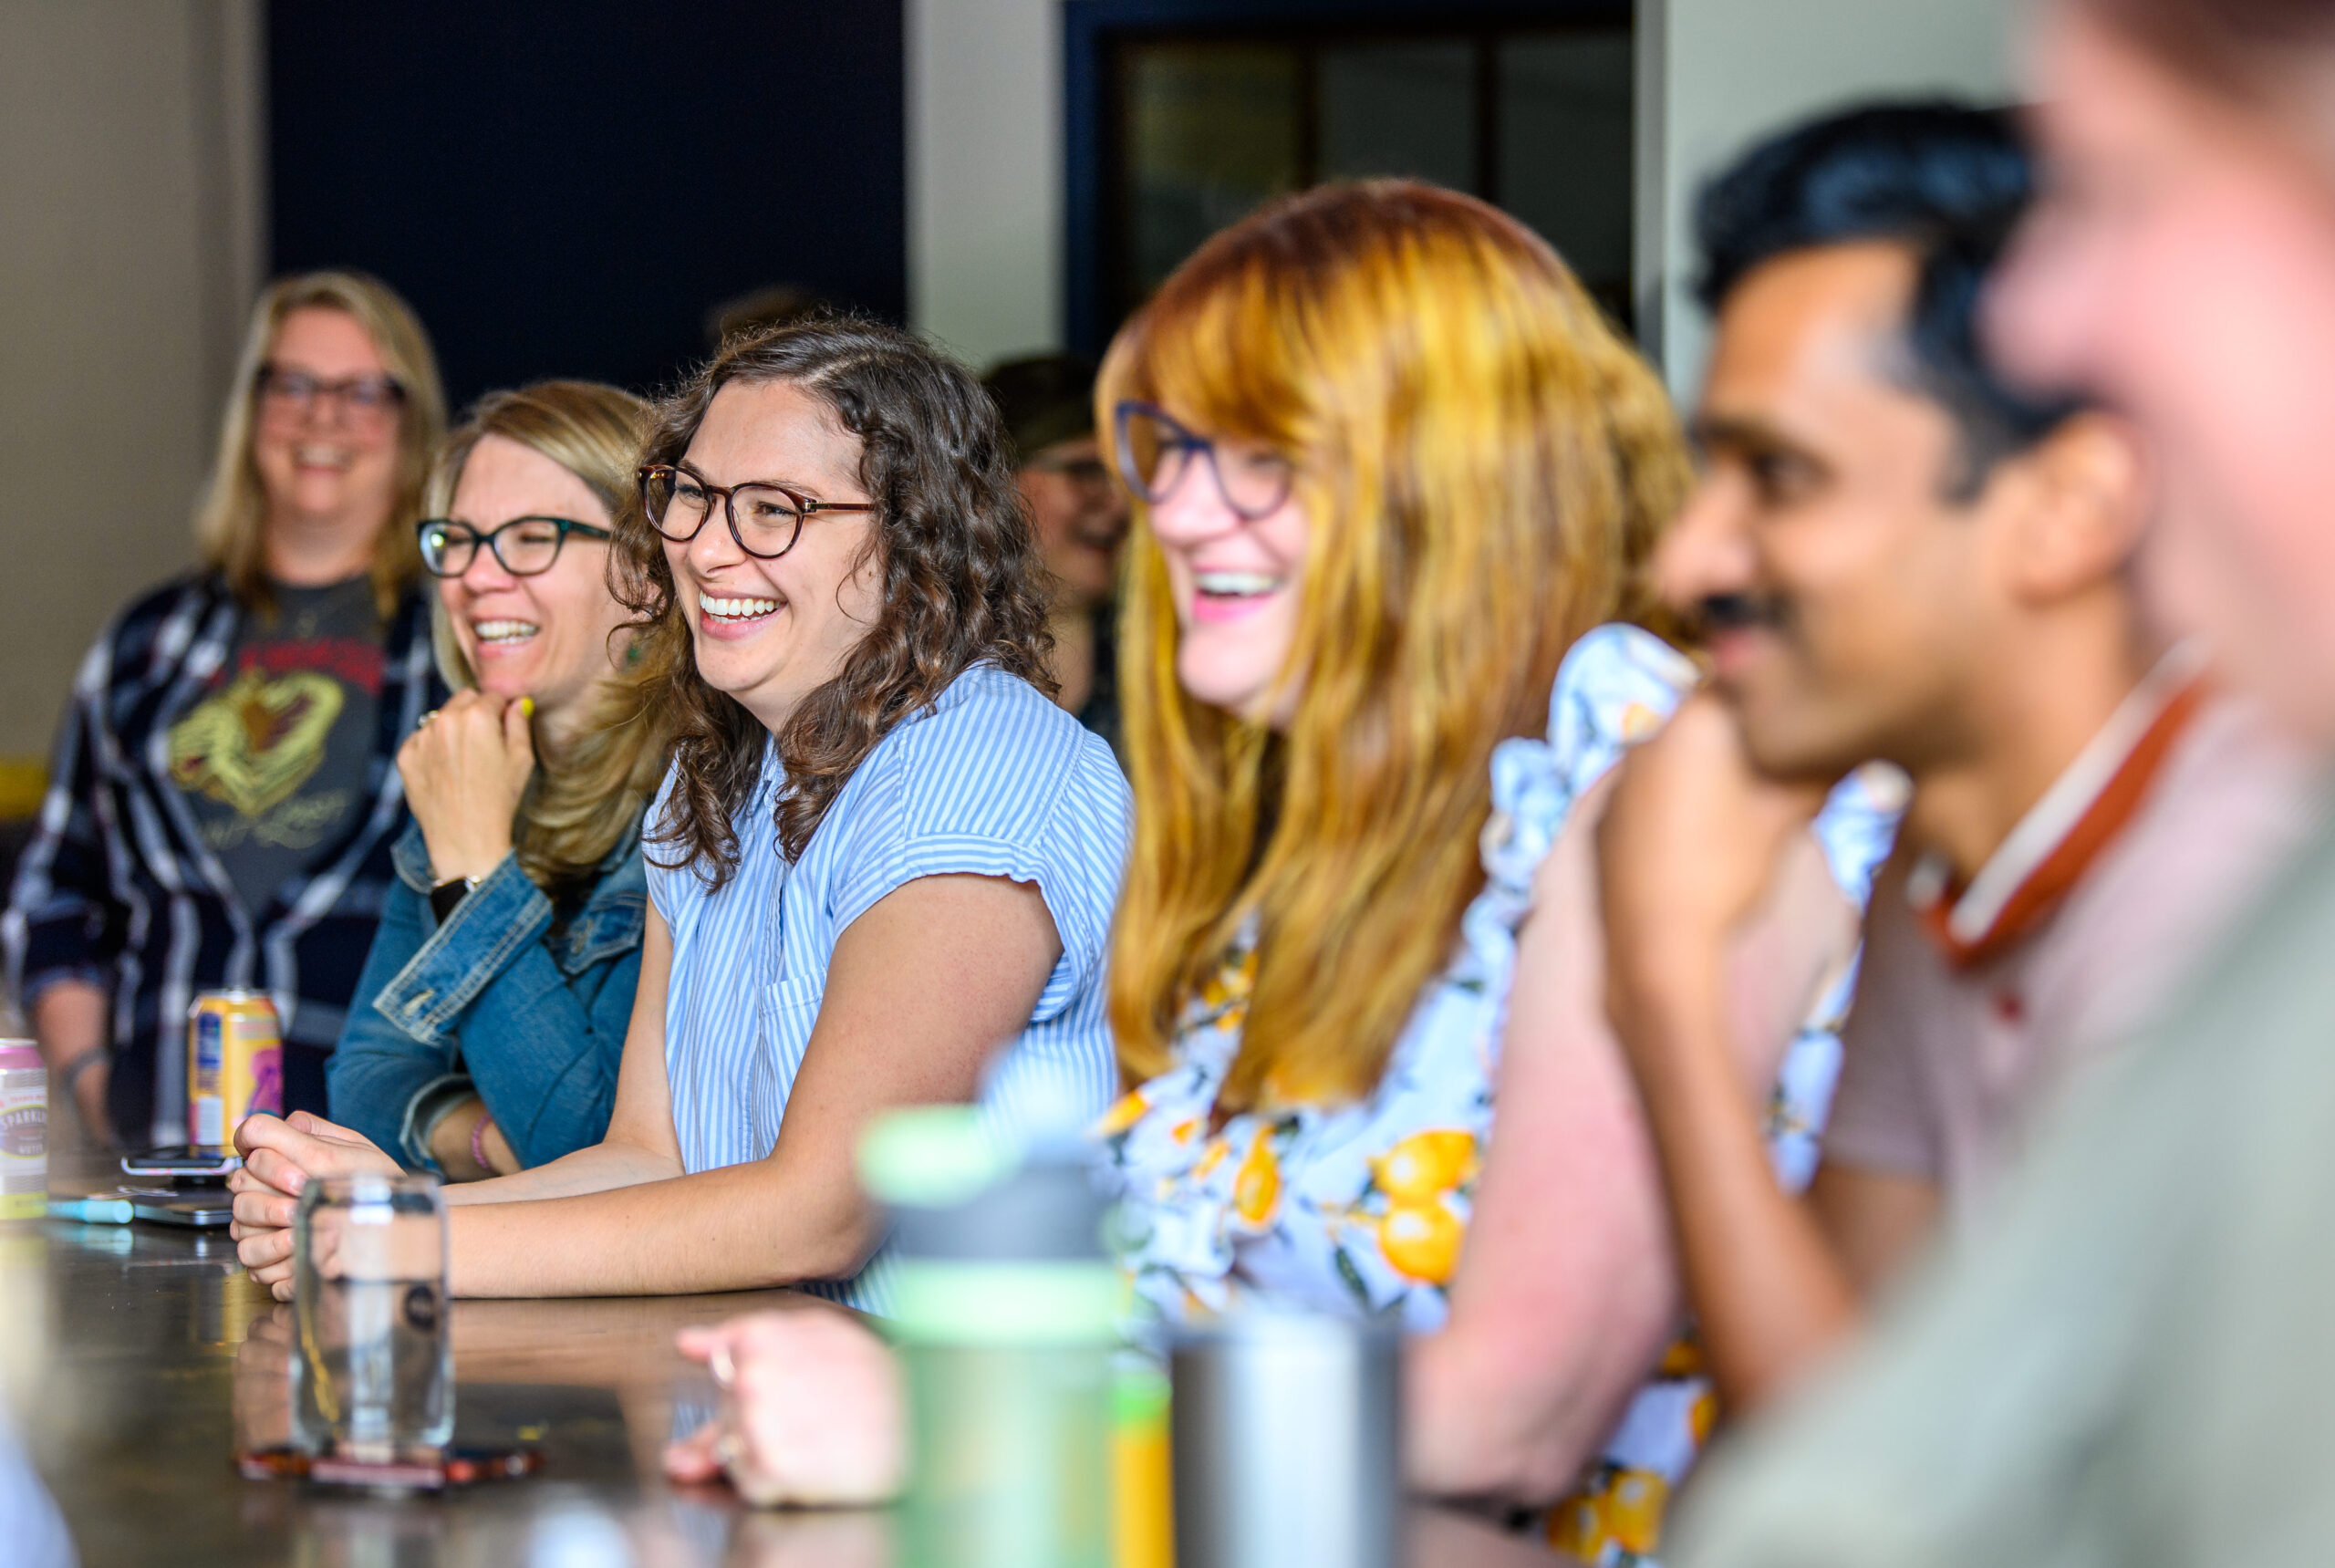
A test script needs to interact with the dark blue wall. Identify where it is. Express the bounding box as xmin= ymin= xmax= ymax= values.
xmin=268 ymin=3 xmax=907 ymax=409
